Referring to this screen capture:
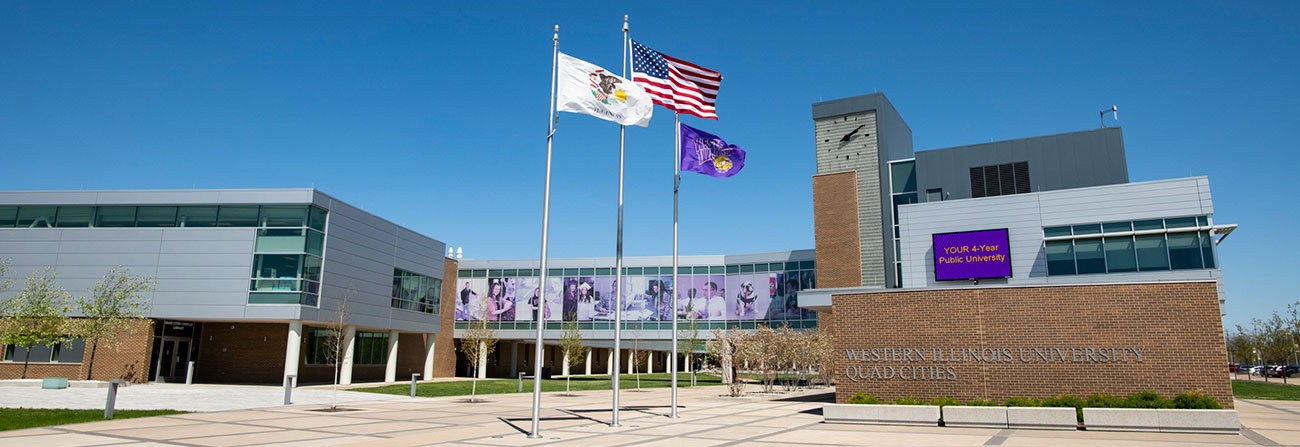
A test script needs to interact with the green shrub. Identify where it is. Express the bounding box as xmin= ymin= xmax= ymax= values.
xmin=848 ymin=393 xmax=879 ymax=405
xmin=894 ymin=396 xmax=922 ymax=405
xmin=965 ymin=399 xmax=999 ymax=406
xmin=1084 ymin=394 xmax=1128 ymax=408
xmin=1042 ymin=394 xmax=1084 ymax=408
xmin=1003 ymin=397 xmax=1041 ymax=407
xmin=1172 ymin=390 xmax=1221 ymax=409
xmin=928 ymin=397 xmax=960 ymax=407
xmin=1126 ymin=391 xmax=1173 ymax=409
